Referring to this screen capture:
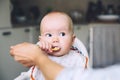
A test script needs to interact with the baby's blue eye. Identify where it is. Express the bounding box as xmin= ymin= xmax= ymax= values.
xmin=46 ymin=33 xmax=52 ymax=37
xmin=60 ymin=32 xmax=65 ymax=36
